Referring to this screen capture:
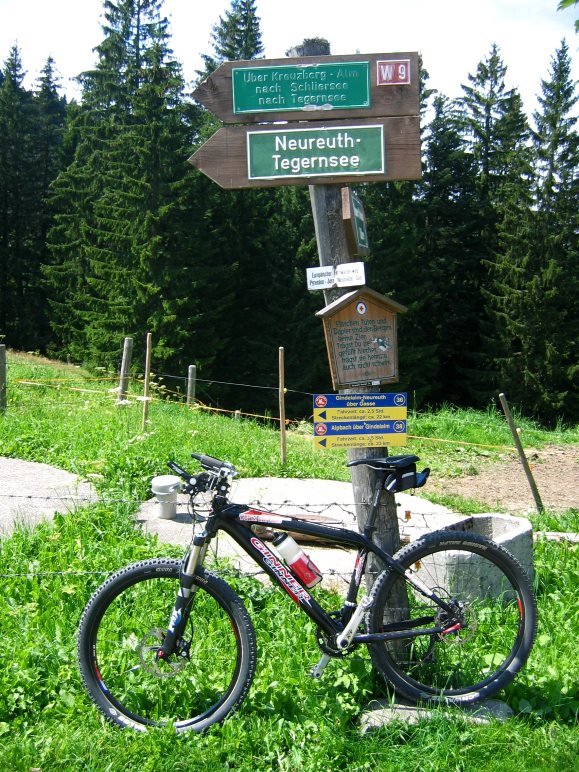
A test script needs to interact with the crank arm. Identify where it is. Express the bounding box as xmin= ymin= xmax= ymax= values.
xmin=310 ymin=653 xmax=332 ymax=678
